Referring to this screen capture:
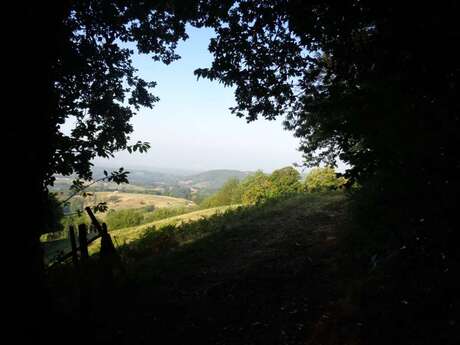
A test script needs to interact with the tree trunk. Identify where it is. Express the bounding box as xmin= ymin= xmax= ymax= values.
xmin=5 ymin=2 xmax=72 ymax=343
